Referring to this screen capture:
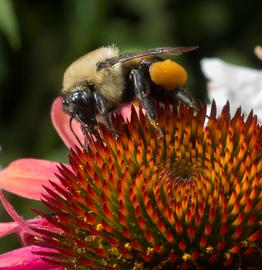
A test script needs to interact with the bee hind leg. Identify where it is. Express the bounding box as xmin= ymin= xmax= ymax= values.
xmin=174 ymin=87 xmax=198 ymax=113
xmin=129 ymin=68 xmax=164 ymax=138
